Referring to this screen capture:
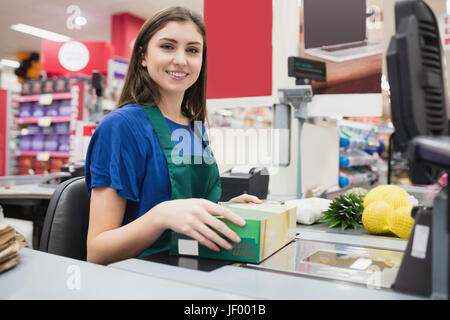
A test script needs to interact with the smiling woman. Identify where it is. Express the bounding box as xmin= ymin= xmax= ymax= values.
xmin=118 ymin=7 xmax=208 ymax=123
xmin=84 ymin=6 xmax=262 ymax=265
xmin=141 ymin=21 xmax=204 ymax=124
